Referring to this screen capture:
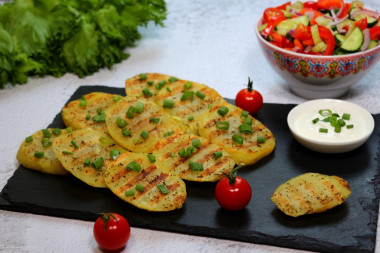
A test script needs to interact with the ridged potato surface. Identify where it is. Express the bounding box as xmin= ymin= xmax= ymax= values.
xmin=271 ymin=173 xmax=351 ymax=217
xmin=62 ymin=92 xmax=122 ymax=133
xmin=16 ymin=128 xmax=69 ymax=175
xmin=105 ymin=96 xmax=182 ymax=153
xmin=52 ymin=128 xmax=128 ymax=188
xmin=153 ymin=133 xmax=235 ymax=182
xmin=104 ymin=152 xmax=187 ymax=211
xmin=198 ymin=103 xmax=275 ymax=165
